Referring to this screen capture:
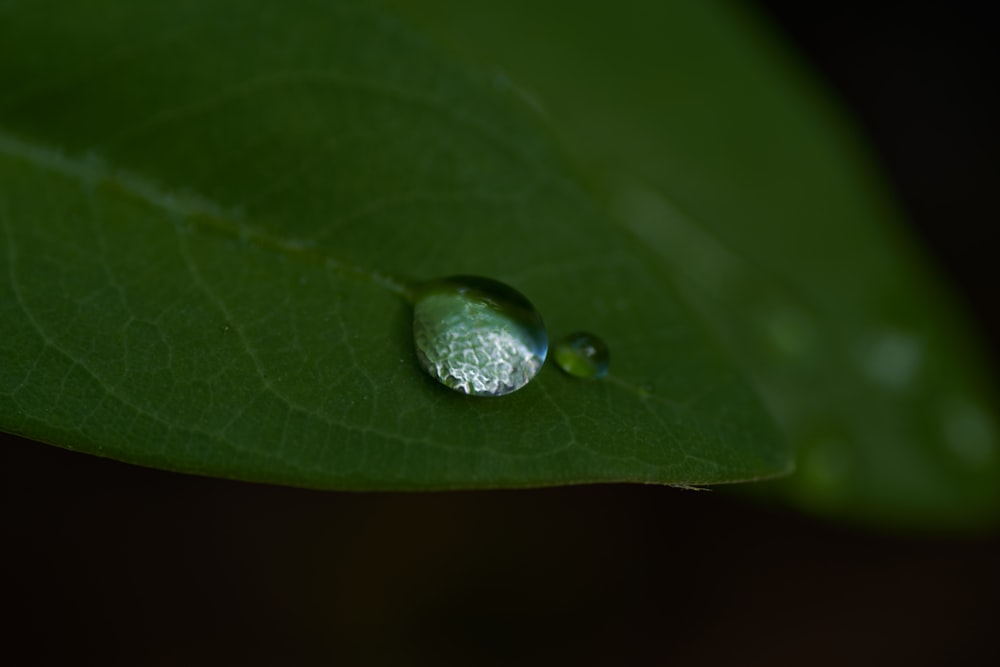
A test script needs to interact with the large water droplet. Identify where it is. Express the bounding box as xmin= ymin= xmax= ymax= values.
xmin=553 ymin=331 xmax=609 ymax=379
xmin=412 ymin=276 xmax=547 ymax=397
